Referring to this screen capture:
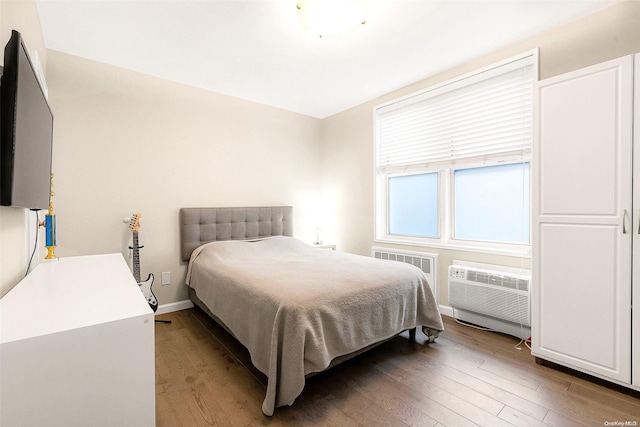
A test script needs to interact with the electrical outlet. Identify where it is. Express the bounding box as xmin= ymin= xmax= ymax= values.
xmin=161 ymin=272 xmax=170 ymax=286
